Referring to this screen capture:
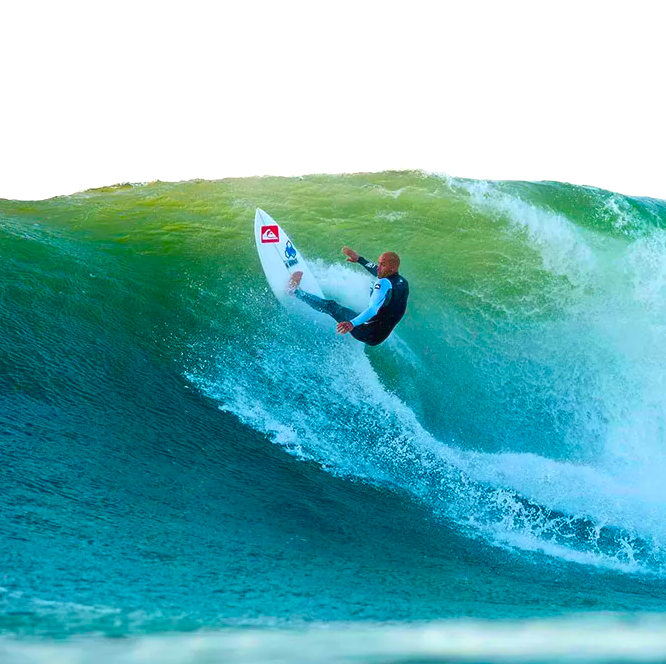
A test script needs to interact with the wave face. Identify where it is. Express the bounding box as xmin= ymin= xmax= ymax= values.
xmin=3 ymin=172 xmax=666 ymax=652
